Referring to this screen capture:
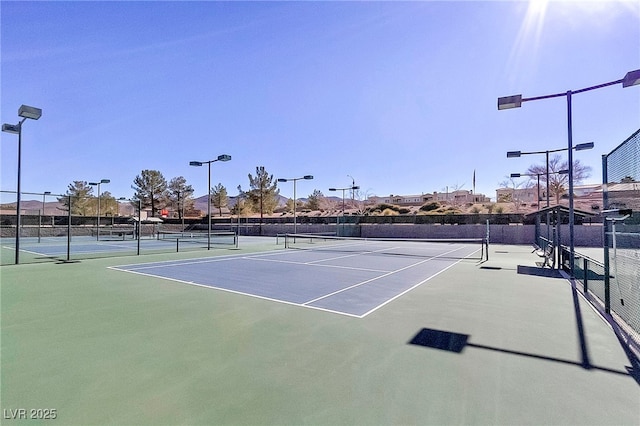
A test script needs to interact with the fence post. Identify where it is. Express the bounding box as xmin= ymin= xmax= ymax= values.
xmin=602 ymin=154 xmax=611 ymax=314
xmin=583 ymin=257 xmax=588 ymax=294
